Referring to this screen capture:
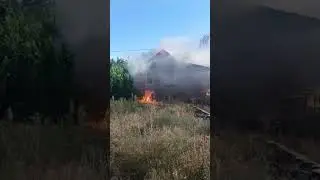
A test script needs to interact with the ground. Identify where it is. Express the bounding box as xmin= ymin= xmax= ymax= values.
xmin=1 ymin=100 xmax=319 ymax=179
xmin=110 ymin=100 xmax=210 ymax=179
xmin=110 ymin=100 xmax=269 ymax=180
xmin=0 ymin=121 xmax=108 ymax=180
